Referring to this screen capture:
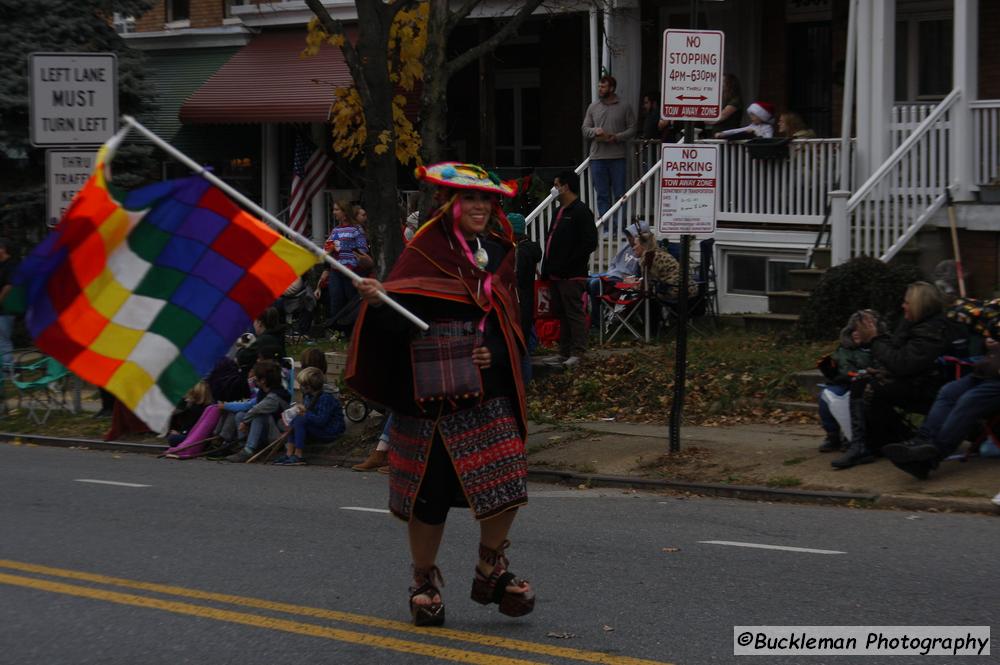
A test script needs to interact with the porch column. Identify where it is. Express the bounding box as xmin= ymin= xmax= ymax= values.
xmin=261 ymin=123 xmax=280 ymax=215
xmin=829 ymin=190 xmax=851 ymax=265
xmin=952 ymin=0 xmax=979 ymax=201
xmin=604 ymin=5 xmax=641 ymax=109
xmin=854 ymin=0 xmax=873 ymax=181
xmin=869 ymin=0 xmax=894 ymax=170
xmin=589 ymin=6 xmax=599 ymax=103
xmin=311 ymin=122 xmax=328 ymax=243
